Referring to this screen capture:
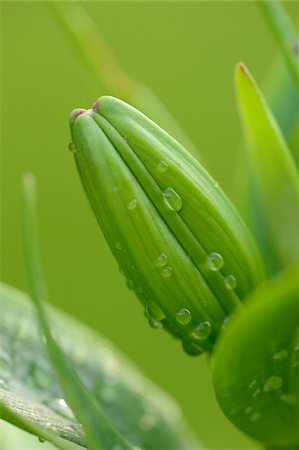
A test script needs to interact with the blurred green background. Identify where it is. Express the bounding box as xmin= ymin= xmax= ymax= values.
xmin=1 ymin=2 xmax=297 ymax=449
